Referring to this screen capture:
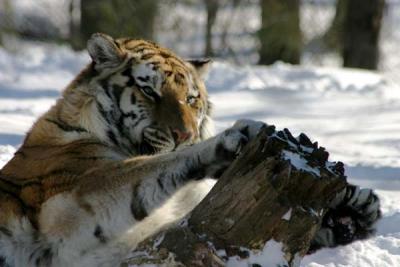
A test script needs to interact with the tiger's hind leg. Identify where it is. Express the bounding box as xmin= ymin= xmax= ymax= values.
xmin=0 ymin=192 xmax=52 ymax=267
xmin=309 ymin=184 xmax=381 ymax=253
